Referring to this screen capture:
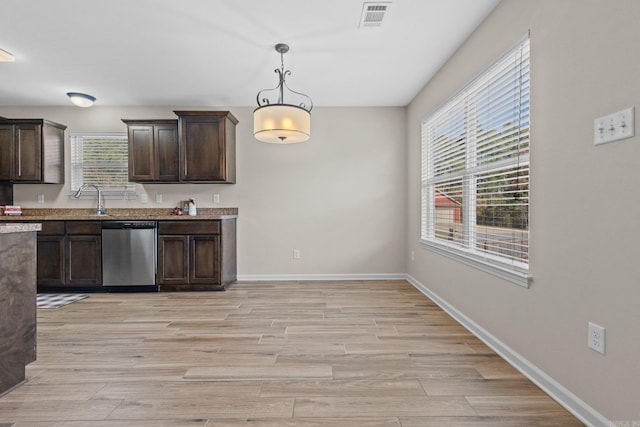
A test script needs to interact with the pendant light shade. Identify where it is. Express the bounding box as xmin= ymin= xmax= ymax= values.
xmin=254 ymin=43 xmax=313 ymax=144
xmin=254 ymin=104 xmax=310 ymax=144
